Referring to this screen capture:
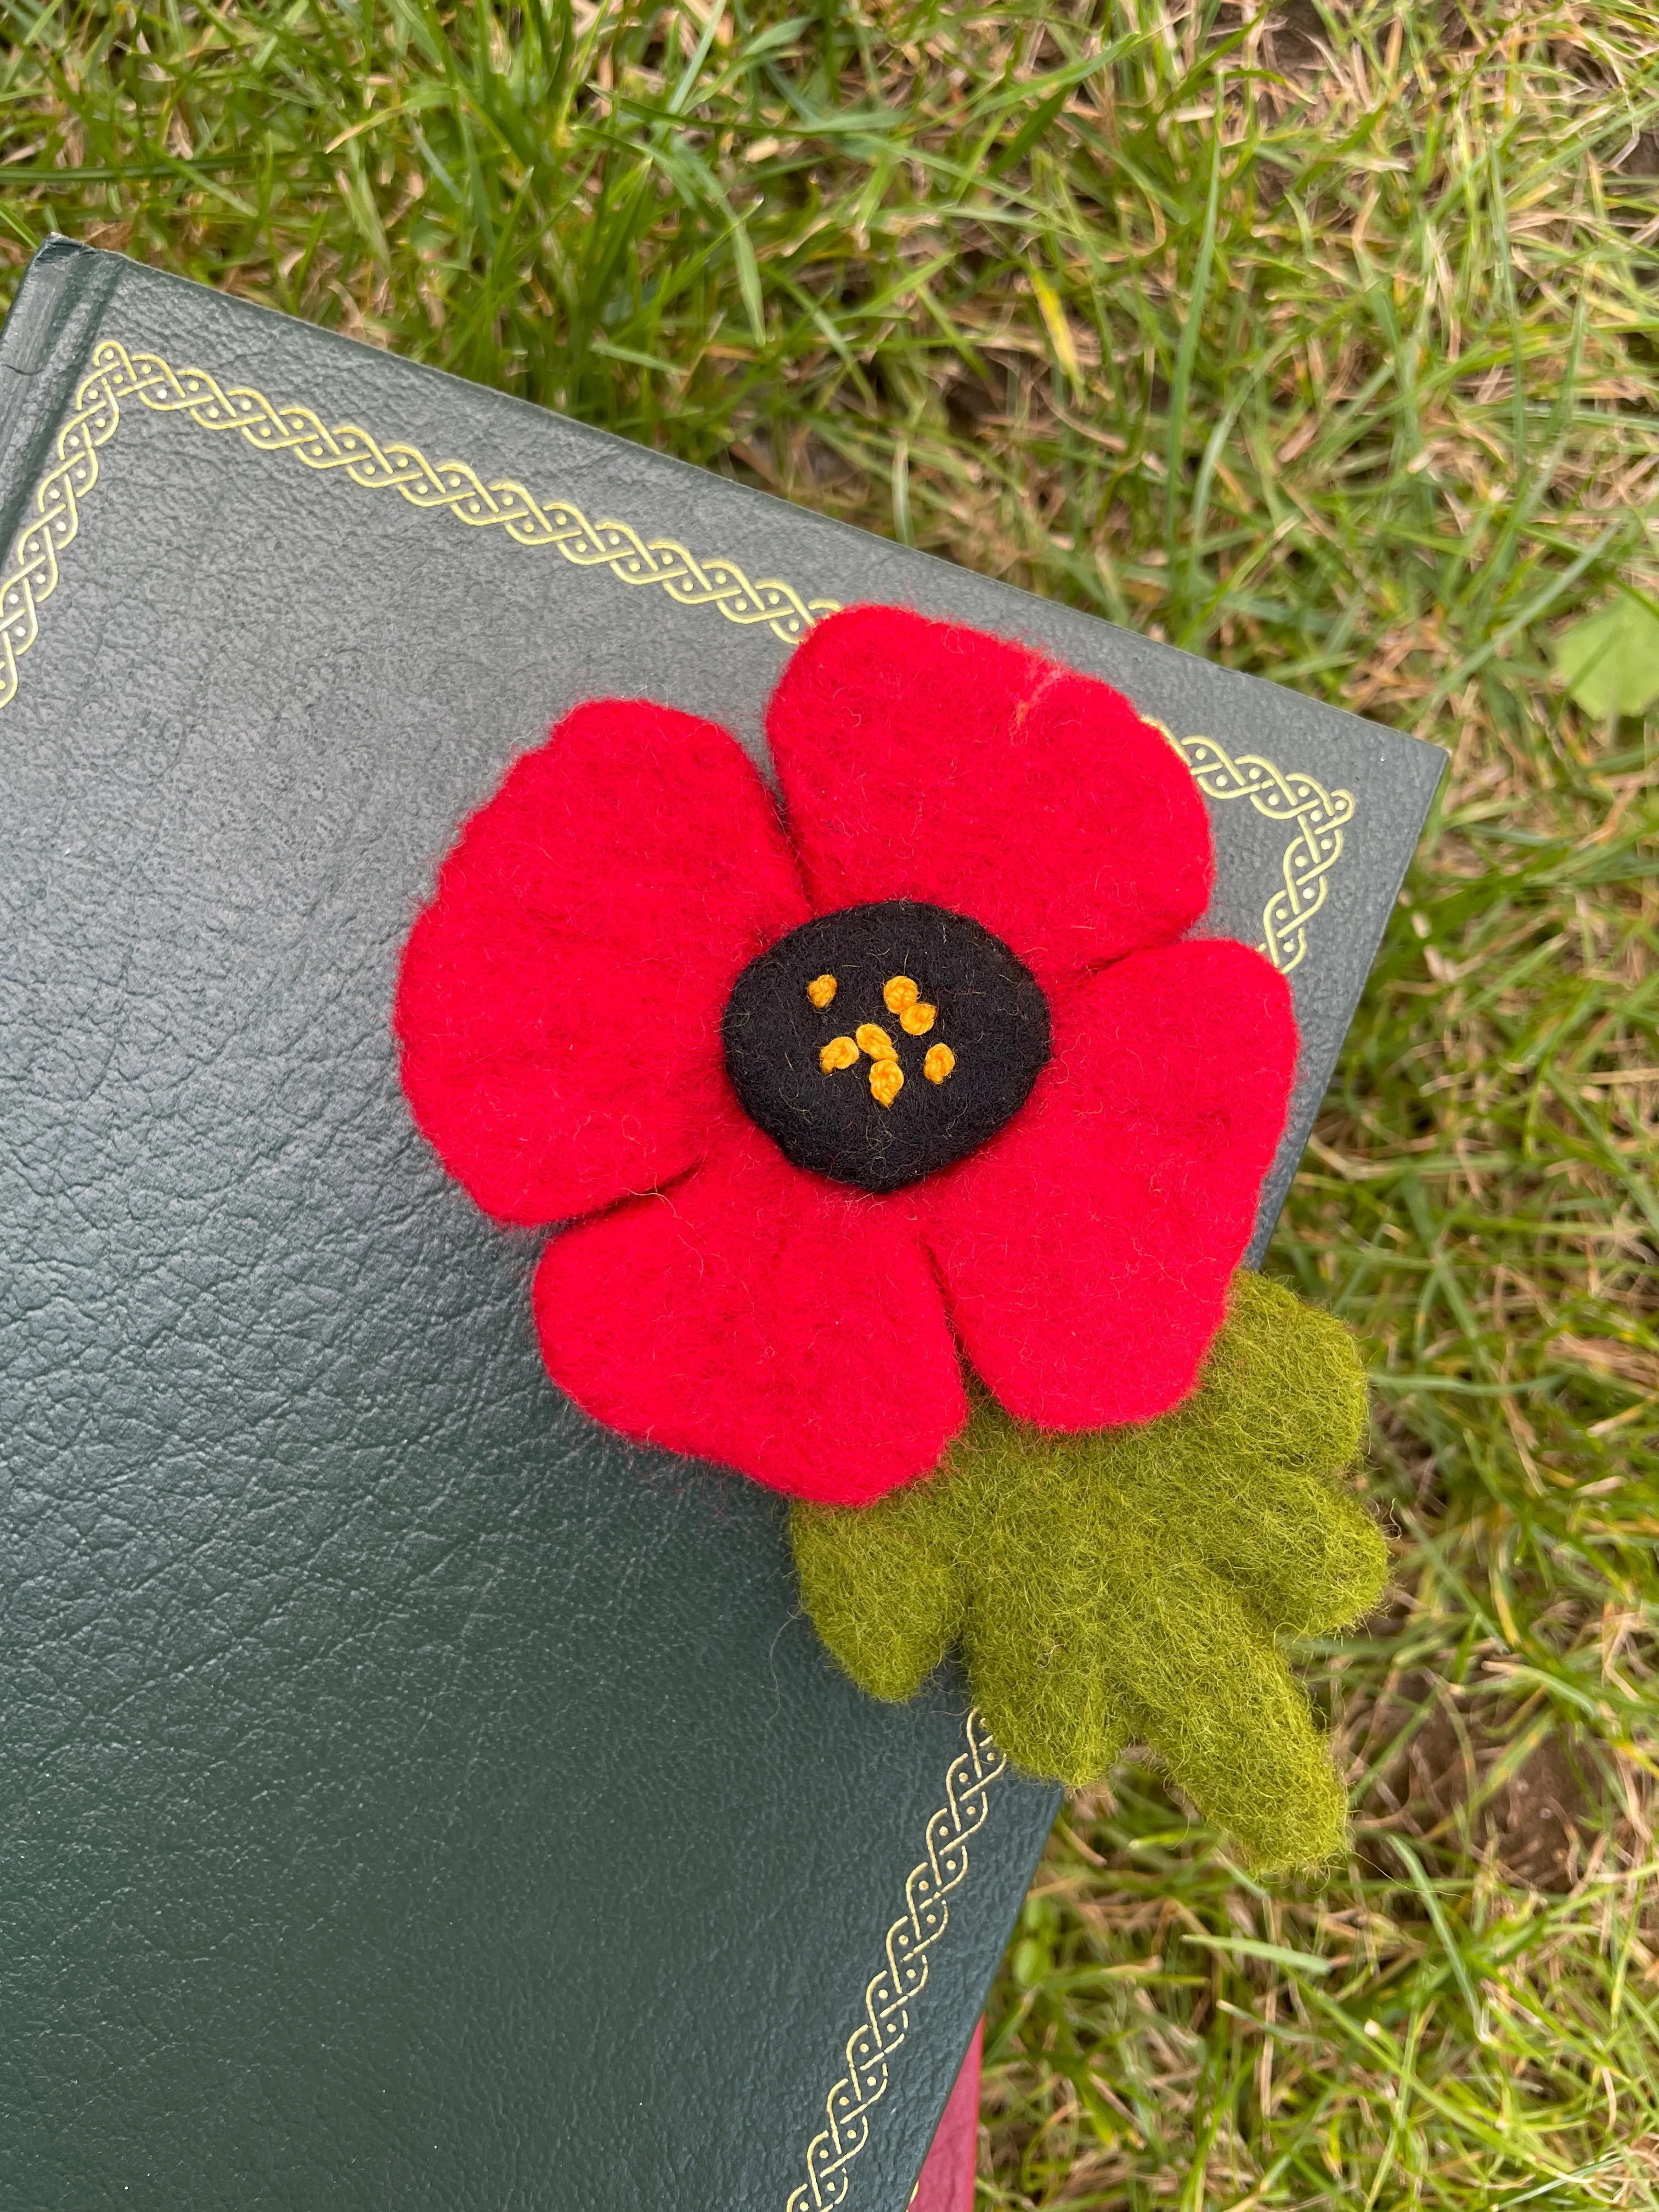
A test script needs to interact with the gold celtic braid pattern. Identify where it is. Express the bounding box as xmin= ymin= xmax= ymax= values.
xmin=0 ymin=338 xmax=839 ymax=697
xmin=0 ymin=339 xmax=1355 ymax=971
xmin=0 ymin=348 xmax=126 ymax=711
xmin=1172 ymin=732 xmax=1355 ymax=975
xmin=786 ymin=1709 xmax=1006 ymax=2212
